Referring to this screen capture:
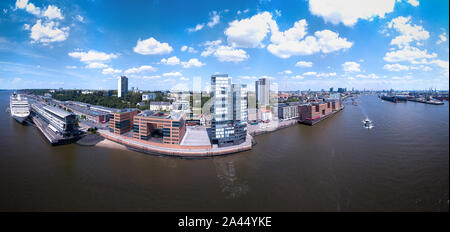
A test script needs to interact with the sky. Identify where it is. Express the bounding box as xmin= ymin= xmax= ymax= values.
xmin=0 ymin=0 xmax=448 ymax=91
